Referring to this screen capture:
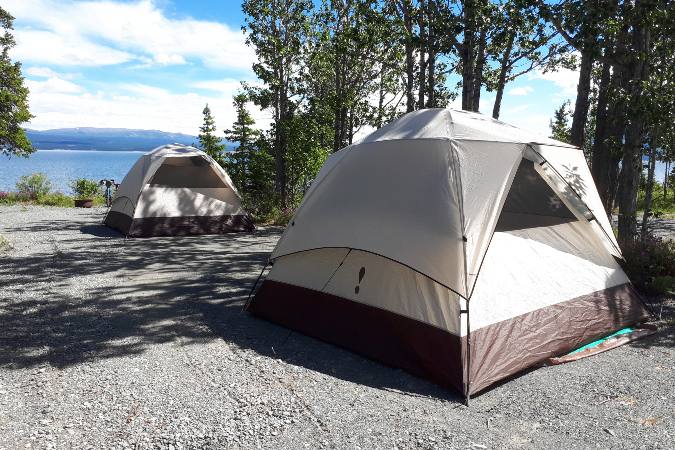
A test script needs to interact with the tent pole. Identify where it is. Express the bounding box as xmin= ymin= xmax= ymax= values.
xmin=243 ymin=259 xmax=270 ymax=311
xmin=465 ymin=302 xmax=472 ymax=406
